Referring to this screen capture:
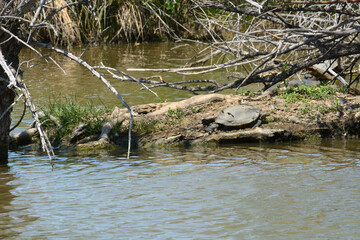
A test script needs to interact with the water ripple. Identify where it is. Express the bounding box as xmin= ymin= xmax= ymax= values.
xmin=1 ymin=140 xmax=360 ymax=239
